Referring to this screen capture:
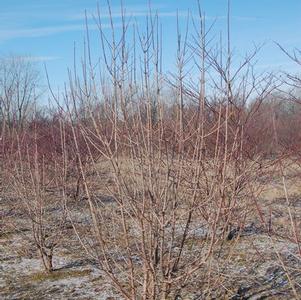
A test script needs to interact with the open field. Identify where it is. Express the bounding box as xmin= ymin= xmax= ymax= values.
xmin=1 ymin=160 xmax=301 ymax=299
